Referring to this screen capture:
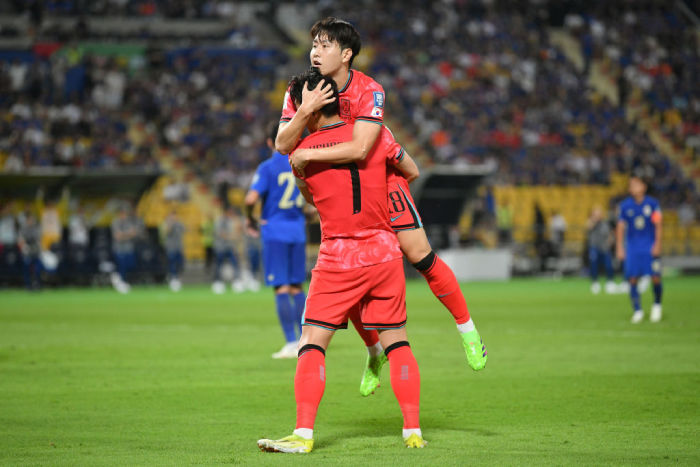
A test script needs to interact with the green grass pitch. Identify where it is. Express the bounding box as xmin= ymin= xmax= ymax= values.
xmin=1 ymin=277 xmax=698 ymax=466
